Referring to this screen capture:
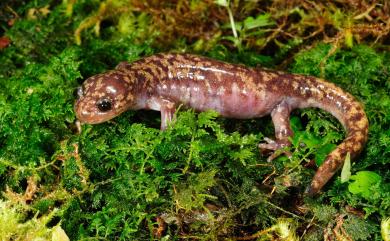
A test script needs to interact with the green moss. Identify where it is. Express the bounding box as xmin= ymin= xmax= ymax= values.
xmin=343 ymin=214 xmax=377 ymax=241
xmin=0 ymin=200 xmax=67 ymax=240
